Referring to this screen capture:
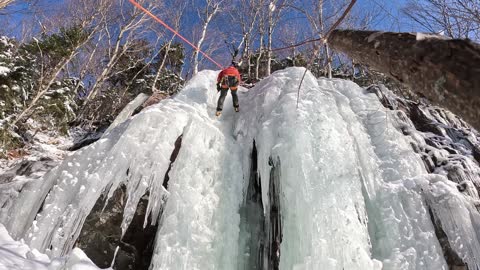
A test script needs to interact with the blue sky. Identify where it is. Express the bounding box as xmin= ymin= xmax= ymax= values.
xmin=0 ymin=0 xmax=420 ymax=70
xmin=1 ymin=0 xmax=417 ymax=39
xmin=359 ymin=0 xmax=415 ymax=32
xmin=1 ymin=0 xmax=62 ymax=35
